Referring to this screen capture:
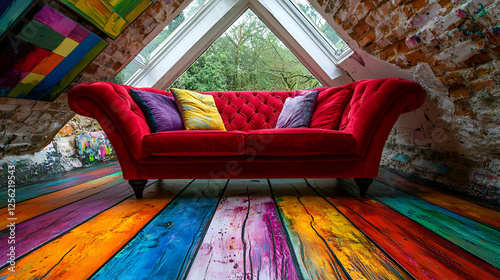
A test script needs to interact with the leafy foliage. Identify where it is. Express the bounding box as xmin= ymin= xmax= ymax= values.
xmin=293 ymin=0 xmax=346 ymax=52
xmin=170 ymin=10 xmax=322 ymax=92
